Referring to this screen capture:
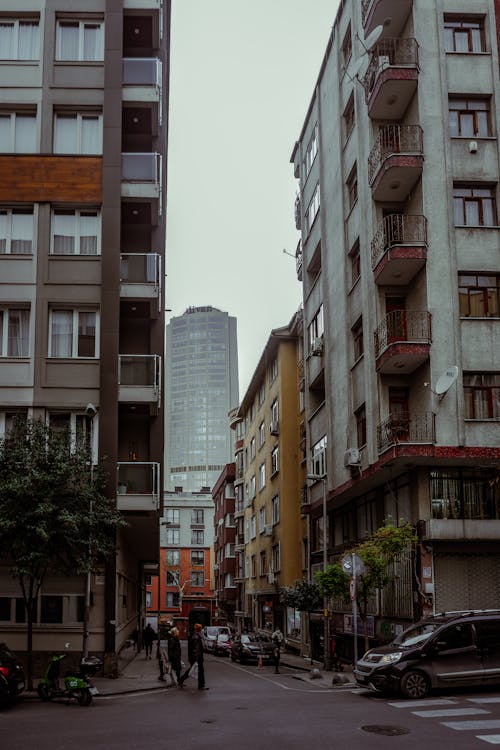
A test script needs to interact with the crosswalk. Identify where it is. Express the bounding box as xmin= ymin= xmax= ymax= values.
xmin=387 ymin=695 xmax=500 ymax=745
